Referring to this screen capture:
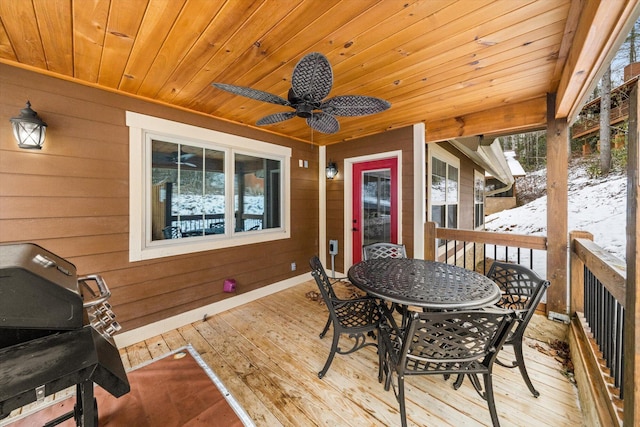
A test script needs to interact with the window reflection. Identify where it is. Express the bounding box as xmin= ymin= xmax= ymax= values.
xmin=430 ymin=154 xmax=459 ymax=247
xmin=362 ymin=169 xmax=391 ymax=246
xmin=234 ymin=154 xmax=281 ymax=232
xmin=151 ymin=140 xmax=225 ymax=240
xmin=151 ymin=141 xmax=283 ymax=241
